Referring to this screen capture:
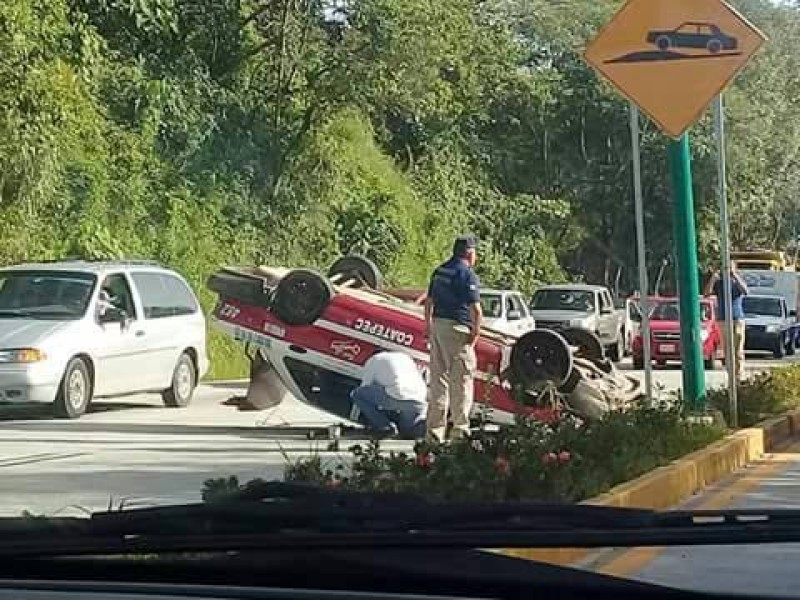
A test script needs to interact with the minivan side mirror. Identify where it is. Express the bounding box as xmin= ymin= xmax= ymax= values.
xmin=507 ymin=310 xmax=522 ymax=321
